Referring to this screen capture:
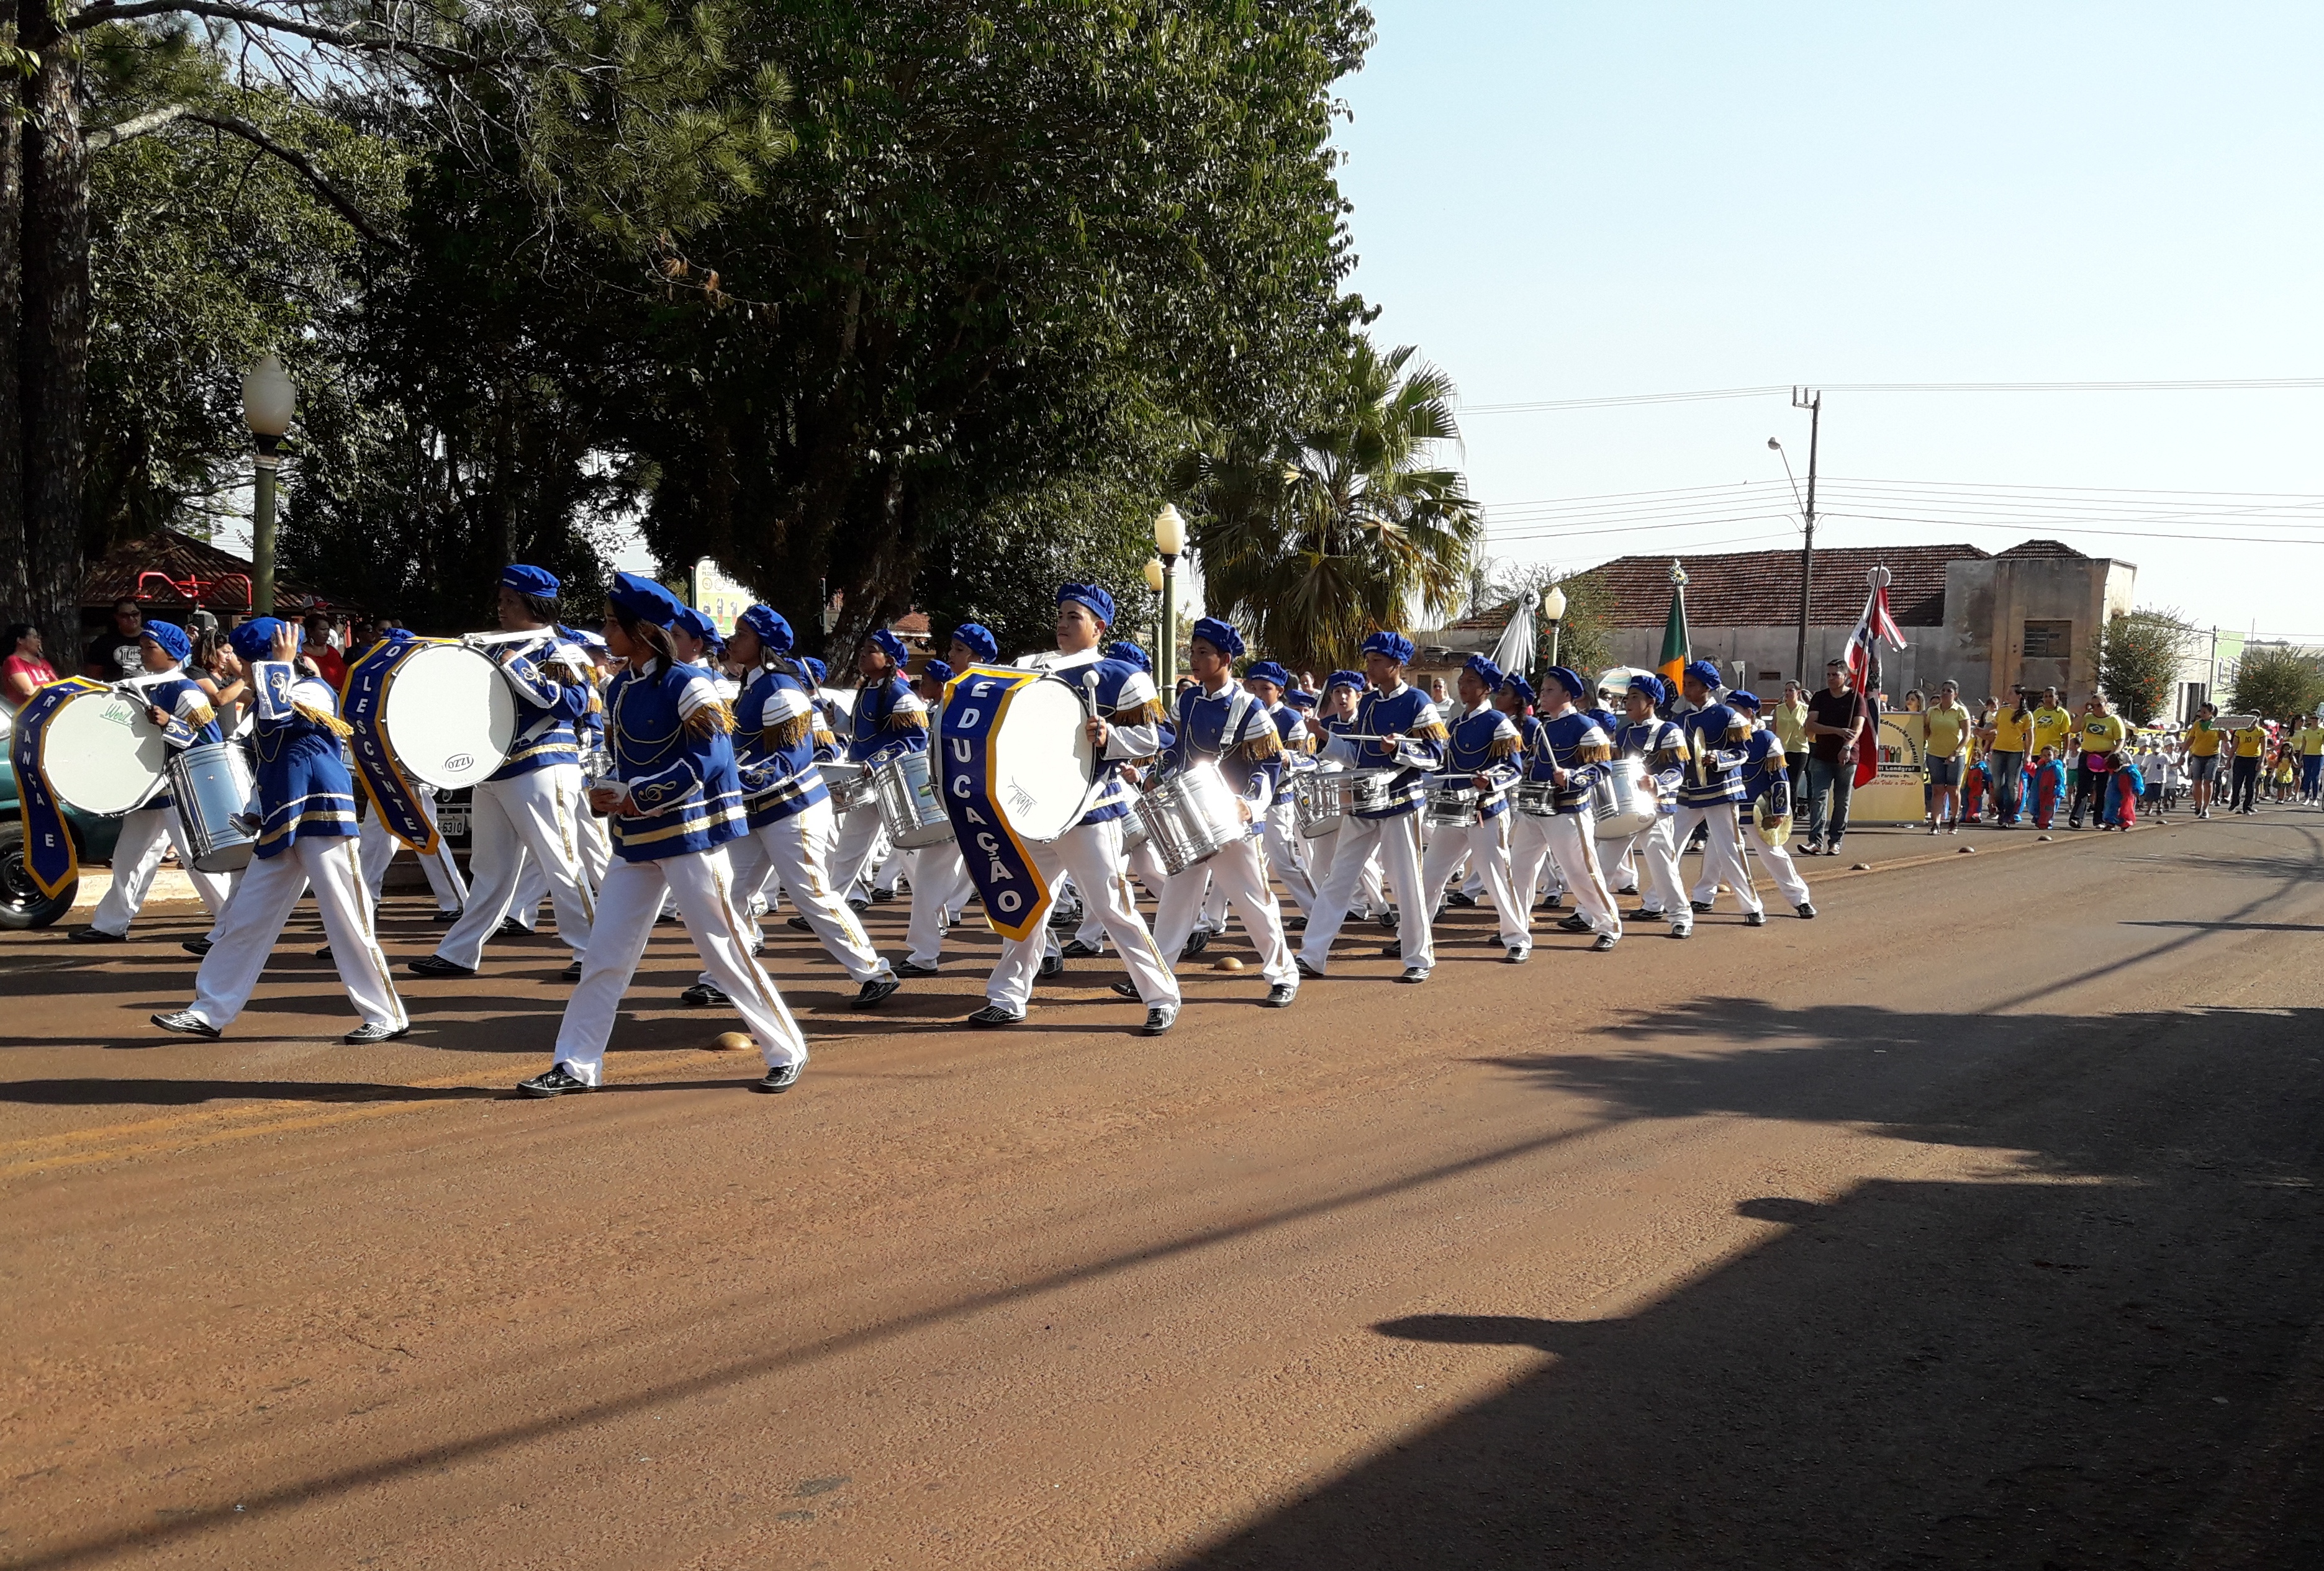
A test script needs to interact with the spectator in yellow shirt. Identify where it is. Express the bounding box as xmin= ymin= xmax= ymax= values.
xmin=1775 ymin=681 xmax=1811 ymax=803
xmin=1920 ymin=680 xmax=1974 ymax=834
xmin=1984 ymin=689 xmax=2035 ymax=827
xmin=2030 ymin=688 xmax=2074 ymax=760
xmin=2292 ymin=713 xmax=2324 ymax=803
xmin=2068 ymin=695 xmax=2128 ymax=829
xmin=2184 ymin=704 xmax=2224 ymax=818
xmin=2228 ymin=720 xmax=2267 ymax=814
